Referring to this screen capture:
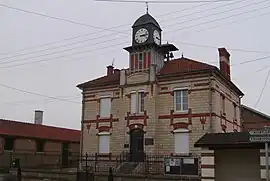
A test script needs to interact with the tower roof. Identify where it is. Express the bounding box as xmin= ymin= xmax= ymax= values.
xmin=132 ymin=13 xmax=161 ymax=30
